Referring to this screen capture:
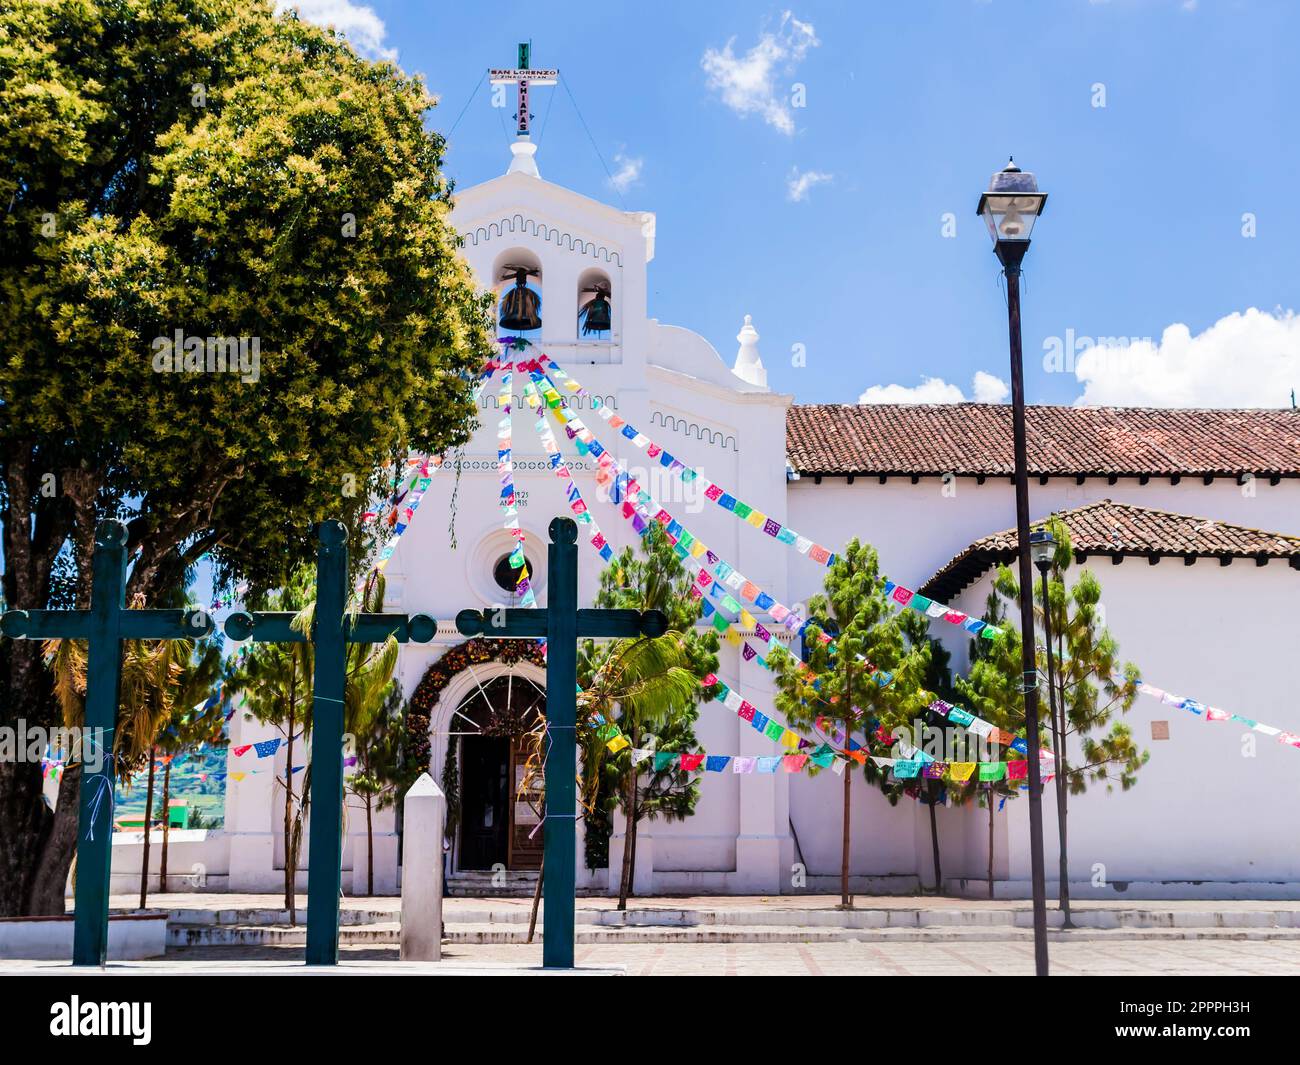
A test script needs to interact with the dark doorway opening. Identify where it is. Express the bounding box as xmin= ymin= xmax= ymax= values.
xmin=458 ymin=733 xmax=510 ymax=870
xmin=453 ymin=674 xmax=546 ymax=871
